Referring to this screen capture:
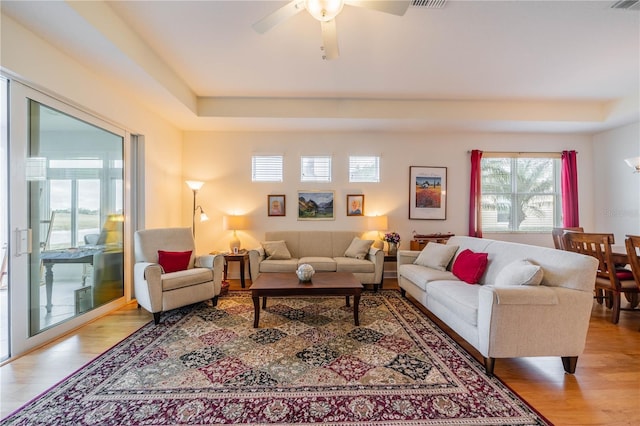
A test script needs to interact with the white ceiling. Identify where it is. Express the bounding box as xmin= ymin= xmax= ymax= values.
xmin=2 ymin=0 xmax=639 ymax=134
